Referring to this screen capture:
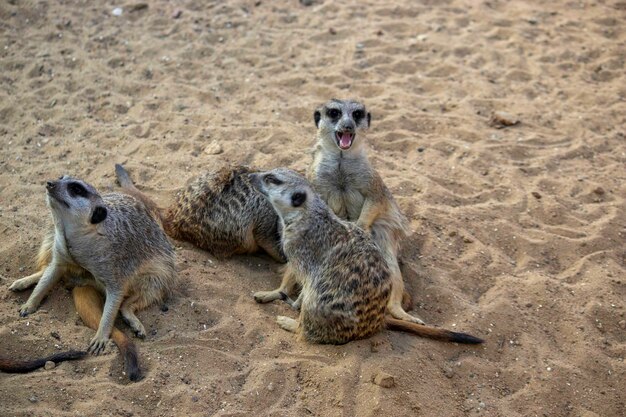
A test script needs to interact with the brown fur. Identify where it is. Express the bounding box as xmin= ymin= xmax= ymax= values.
xmin=116 ymin=163 xmax=285 ymax=262
xmin=0 ymin=286 xmax=140 ymax=378
xmin=72 ymin=286 xmax=141 ymax=381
